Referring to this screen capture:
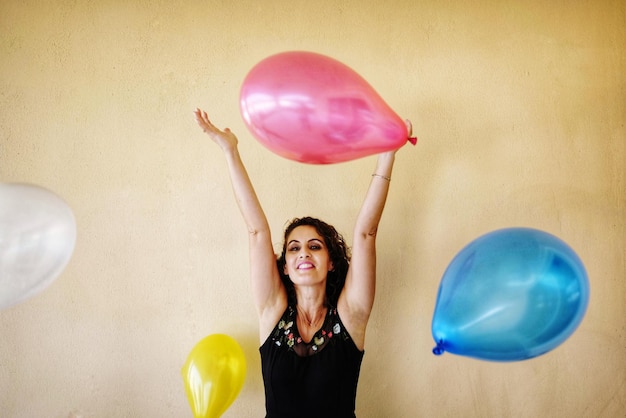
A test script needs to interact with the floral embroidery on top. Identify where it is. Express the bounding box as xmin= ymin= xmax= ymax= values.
xmin=270 ymin=305 xmax=348 ymax=357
